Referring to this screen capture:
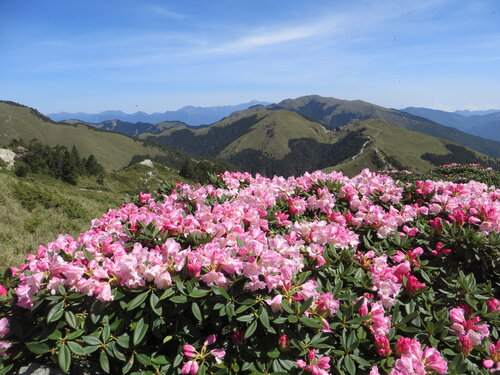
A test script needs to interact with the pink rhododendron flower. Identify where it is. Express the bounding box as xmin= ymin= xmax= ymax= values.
xmin=395 ymin=337 xmax=420 ymax=357
xmin=486 ymin=298 xmax=499 ymax=313
xmin=375 ymin=335 xmax=392 ymax=357
xmin=405 ymin=275 xmax=426 ymax=296
xmin=0 ymin=284 xmax=7 ymax=296
xmin=297 ymin=349 xmax=331 ymax=375
xmin=430 ymin=242 xmax=451 ymax=257
xmin=483 ymin=341 xmax=500 ymax=373
xmin=390 ymin=341 xmax=447 ymax=375
xmin=450 ymin=307 xmax=490 ymax=347
xmin=266 ymin=294 xmax=283 ymax=313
